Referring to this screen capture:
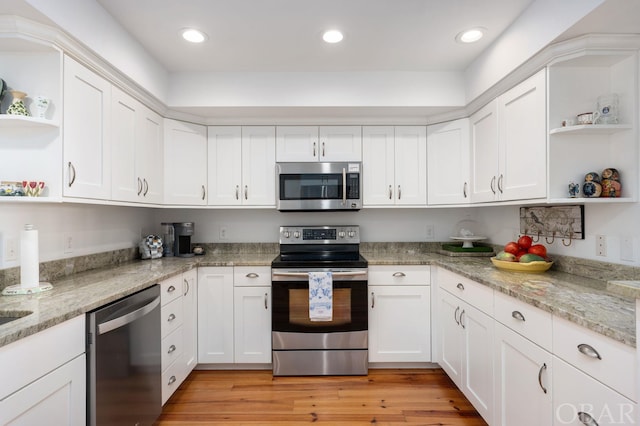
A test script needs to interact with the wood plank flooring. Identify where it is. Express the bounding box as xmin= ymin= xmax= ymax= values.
xmin=156 ymin=369 xmax=487 ymax=425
